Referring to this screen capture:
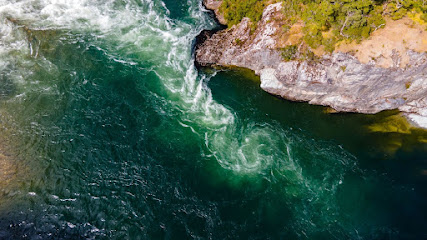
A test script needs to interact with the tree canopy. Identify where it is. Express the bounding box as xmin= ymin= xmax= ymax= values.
xmin=219 ymin=0 xmax=427 ymax=51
